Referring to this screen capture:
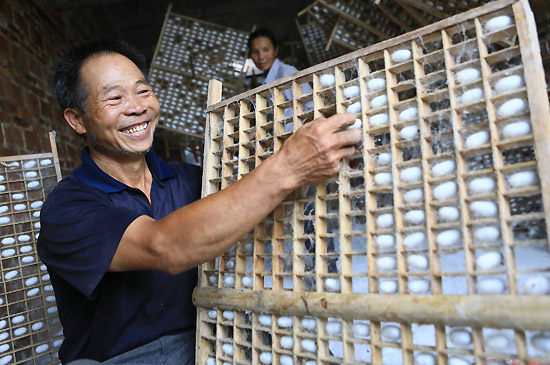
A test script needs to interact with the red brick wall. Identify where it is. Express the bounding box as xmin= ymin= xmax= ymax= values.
xmin=0 ymin=0 xmax=111 ymax=177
